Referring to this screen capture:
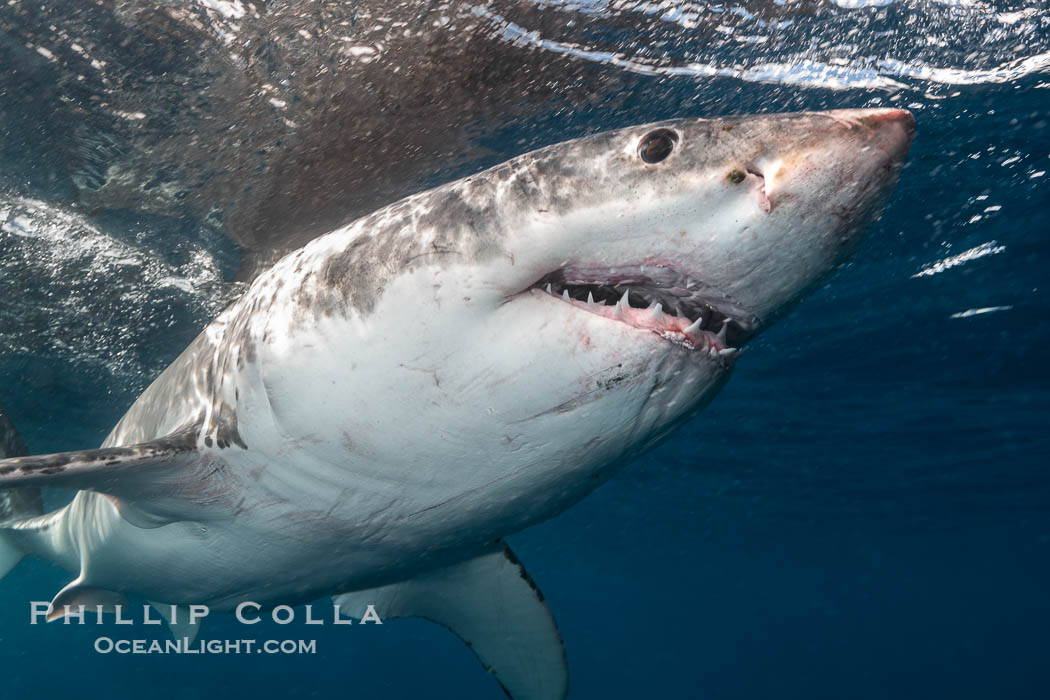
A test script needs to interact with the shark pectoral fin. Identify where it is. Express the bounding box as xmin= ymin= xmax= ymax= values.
xmin=333 ymin=541 xmax=568 ymax=700
xmin=111 ymin=499 xmax=181 ymax=529
xmin=47 ymin=580 xmax=128 ymax=622
xmin=0 ymin=426 xmax=199 ymax=498
xmin=149 ymin=602 xmax=201 ymax=644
